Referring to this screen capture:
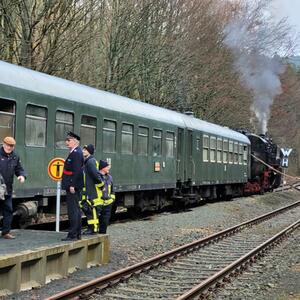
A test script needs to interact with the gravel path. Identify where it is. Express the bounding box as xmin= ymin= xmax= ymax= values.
xmin=6 ymin=190 xmax=300 ymax=300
